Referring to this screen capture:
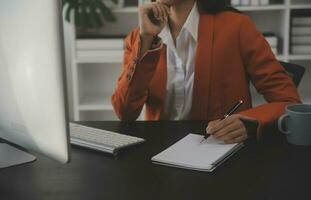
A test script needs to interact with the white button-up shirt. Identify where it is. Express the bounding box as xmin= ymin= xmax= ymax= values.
xmin=159 ymin=2 xmax=199 ymax=120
